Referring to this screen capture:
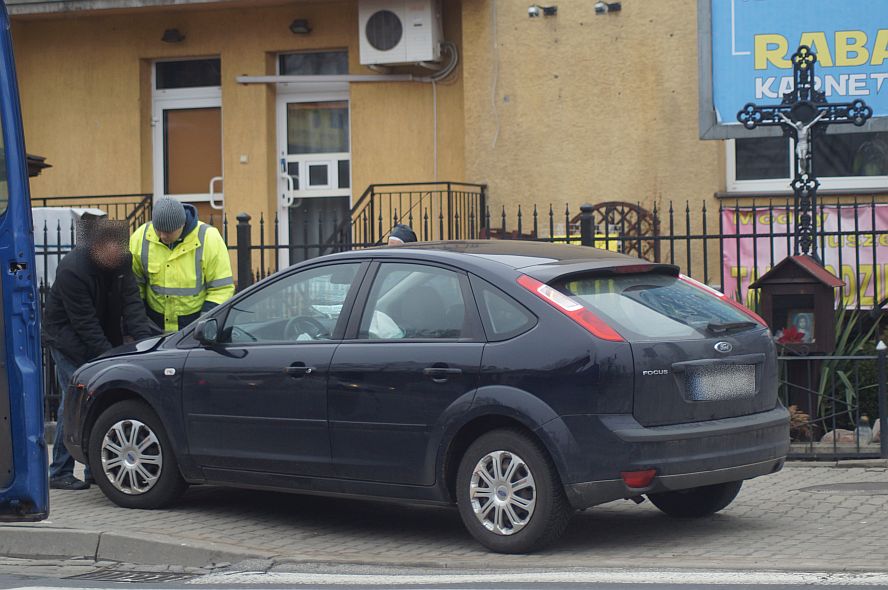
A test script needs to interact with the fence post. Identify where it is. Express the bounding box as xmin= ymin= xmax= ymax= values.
xmin=878 ymin=340 xmax=887 ymax=459
xmin=236 ymin=213 xmax=252 ymax=293
xmin=479 ymin=185 xmax=488 ymax=235
xmin=580 ymin=203 xmax=594 ymax=247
